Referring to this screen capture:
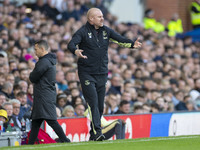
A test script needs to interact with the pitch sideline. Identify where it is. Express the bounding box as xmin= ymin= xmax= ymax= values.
xmin=4 ymin=135 xmax=199 ymax=150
